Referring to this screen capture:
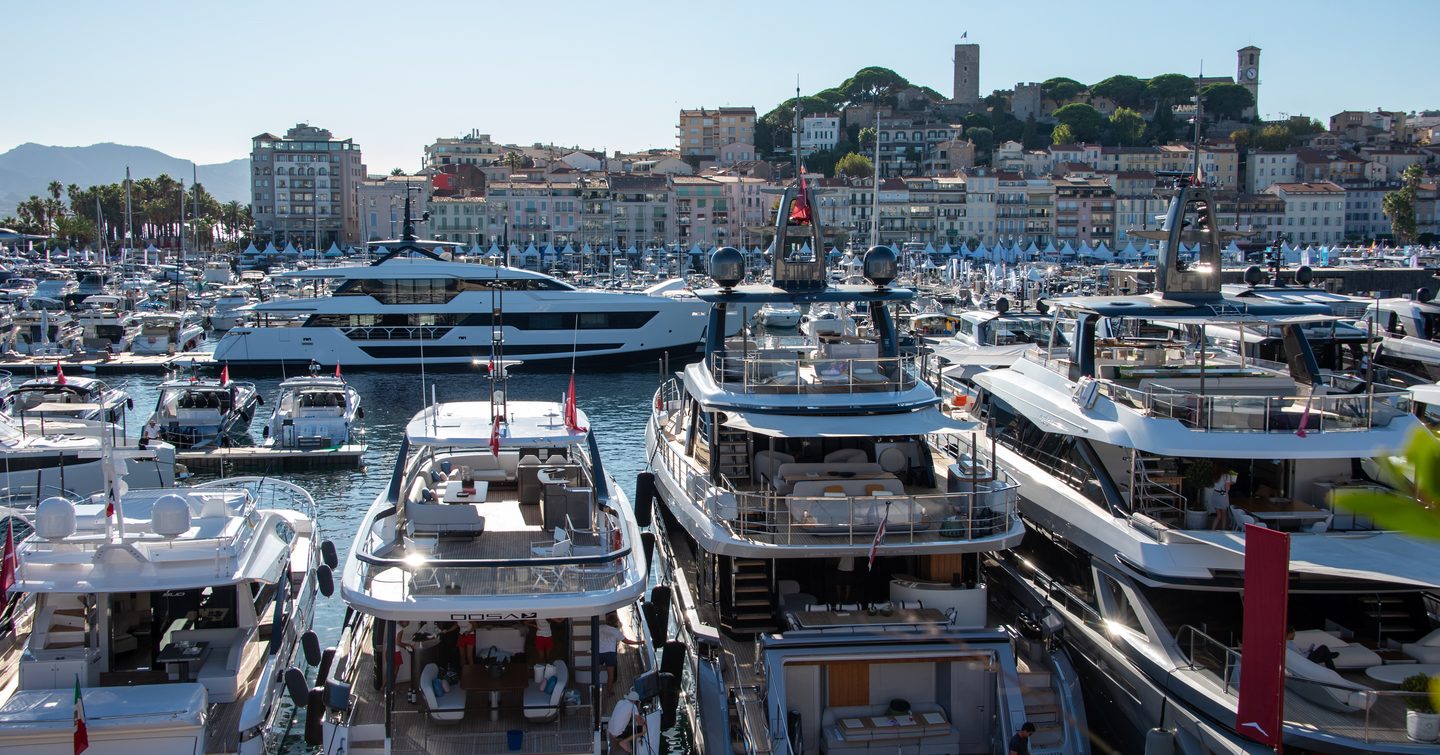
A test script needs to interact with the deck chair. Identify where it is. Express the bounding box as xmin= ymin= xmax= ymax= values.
xmin=532 ymin=539 xmax=573 ymax=590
